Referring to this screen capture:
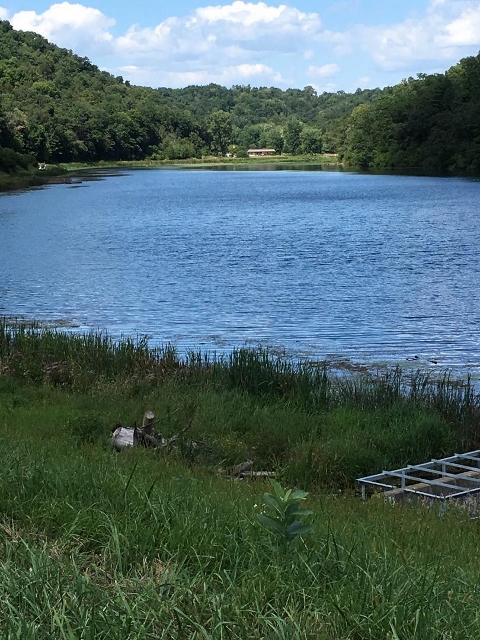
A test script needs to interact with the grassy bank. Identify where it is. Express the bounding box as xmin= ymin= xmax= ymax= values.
xmin=0 ymin=165 xmax=69 ymax=193
xmin=1 ymin=321 xmax=480 ymax=638
xmin=62 ymin=153 xmax=341 ymax=172
xmin=1 ymin=321 xmax=478 ymax=488
xmin=0 ymin=154 xmax=341 ymax=193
